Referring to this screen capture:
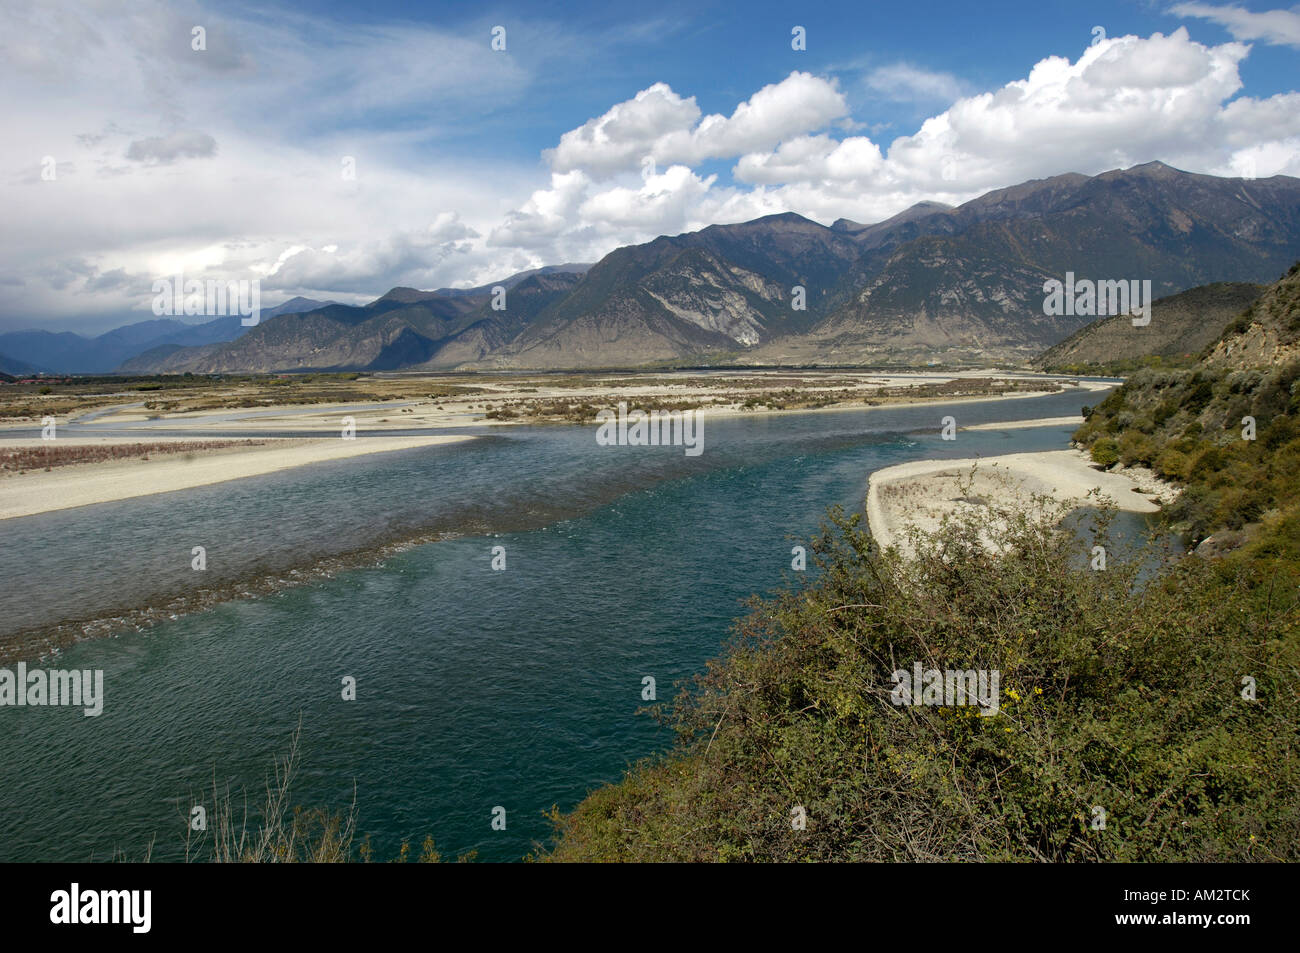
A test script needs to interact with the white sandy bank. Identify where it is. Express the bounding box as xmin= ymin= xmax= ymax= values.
xmin=0 ymin=435 xmax=471 ymax=520
xmin=961 ymin=416 xmax=1084 ymax=431
xmin=866 ymin=449 xmax=1179 ymax=556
